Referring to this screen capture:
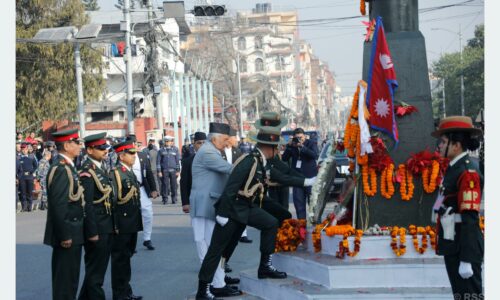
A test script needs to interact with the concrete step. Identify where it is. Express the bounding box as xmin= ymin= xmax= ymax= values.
xmin=272 ymin=250 xmax=450 ymax=289
xmin=240 ymin=269 xmax=453 ymax=300
xmin=186 ymin=291 xmax=263 ymax=300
